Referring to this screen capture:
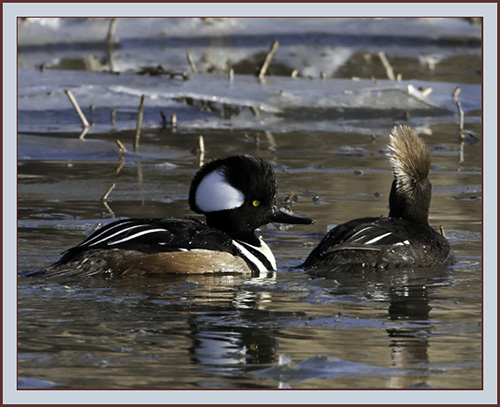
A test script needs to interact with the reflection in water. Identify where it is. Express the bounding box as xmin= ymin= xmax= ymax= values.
xmin=387 ymin=281 xmax=433 ymax=388
xmin=185 ymin=273 xmax=279 ymax=385
xmin=303 ymin=266 xmax=447 ymax=388
xmin=388 ymin=284 xmax=432 ymax=321
xmin=135 ymin=273 xmax=280 ymax=386
xmin=18 ymin=254 xmax=481 ymax=389
xmin=188 ymin=320 xmax=278 ymax=384
xmin=18 ymin=272 xmax=283 ymax=388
